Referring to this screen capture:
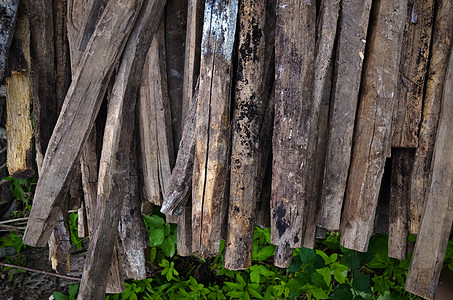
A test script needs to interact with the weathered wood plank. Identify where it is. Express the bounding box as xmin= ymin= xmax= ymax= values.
xmin=388 ymin=149 xmax=413 ymax=259
xmin=405 ymin=42 xmax=453 ymax=300
xmin=274 ymin=245 xmax=292 ymax=268
xmin=77 ymin=1 xmax=166 ymax=298
xmin=409 ymin=0 xmax=453 ymax=235
xmin=0 ymin=0 xmax=19 ymax=82
xmin=340 ymin=0 xmax=407 ymax=252
xmin=270 ymin=0 xmax=315 ymax=248
xmin=191 ymin=0 xmax=238 ymax=257
xmin=318 ymin=0 xmax=373 ymax=232
xmin=224 ymin=0 xmax=267 ymax=270
xmin=6 ymin=3 xmax=34 ymax=179
xmin=23 ymin=0 xmax=144 ymax=247
xmin=391 ymin=0 xmax=434 ymax=148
